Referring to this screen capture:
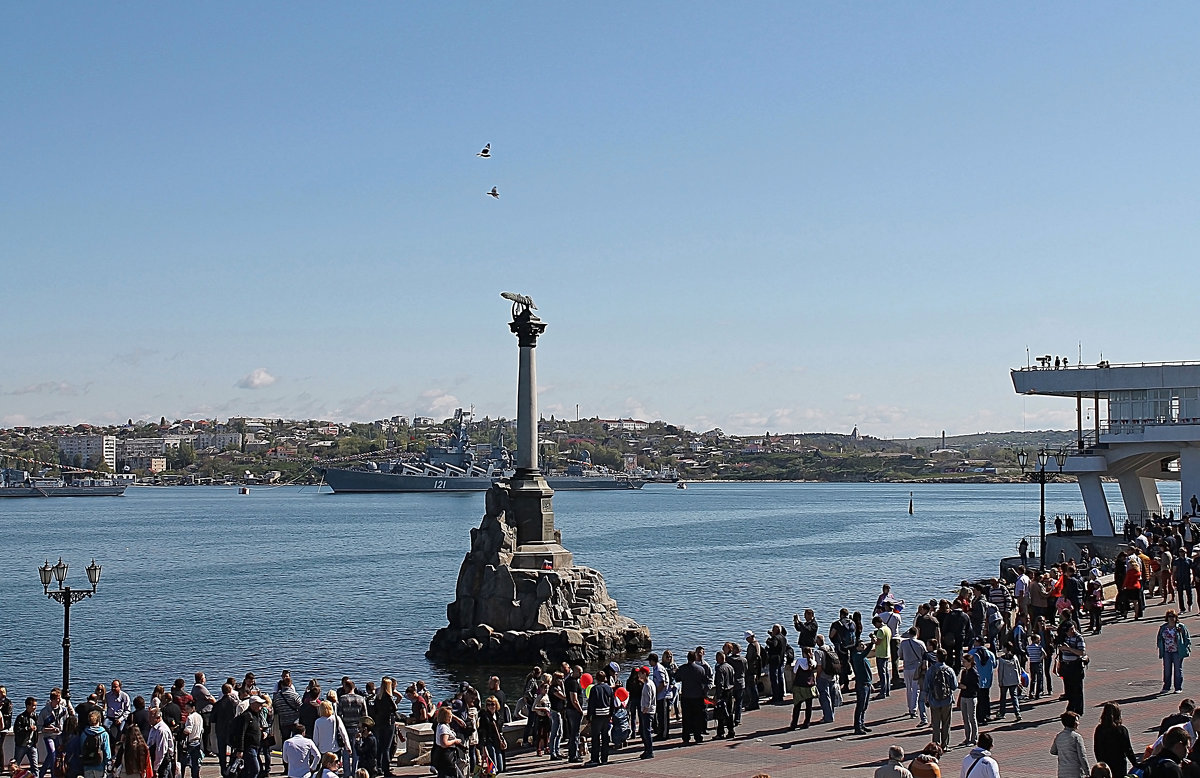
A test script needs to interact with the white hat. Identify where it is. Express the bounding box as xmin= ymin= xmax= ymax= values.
xmin=744 ymin=630 xmax=755 ymax=640
xmin=249 ymin=695 xmax=267 ymax=704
